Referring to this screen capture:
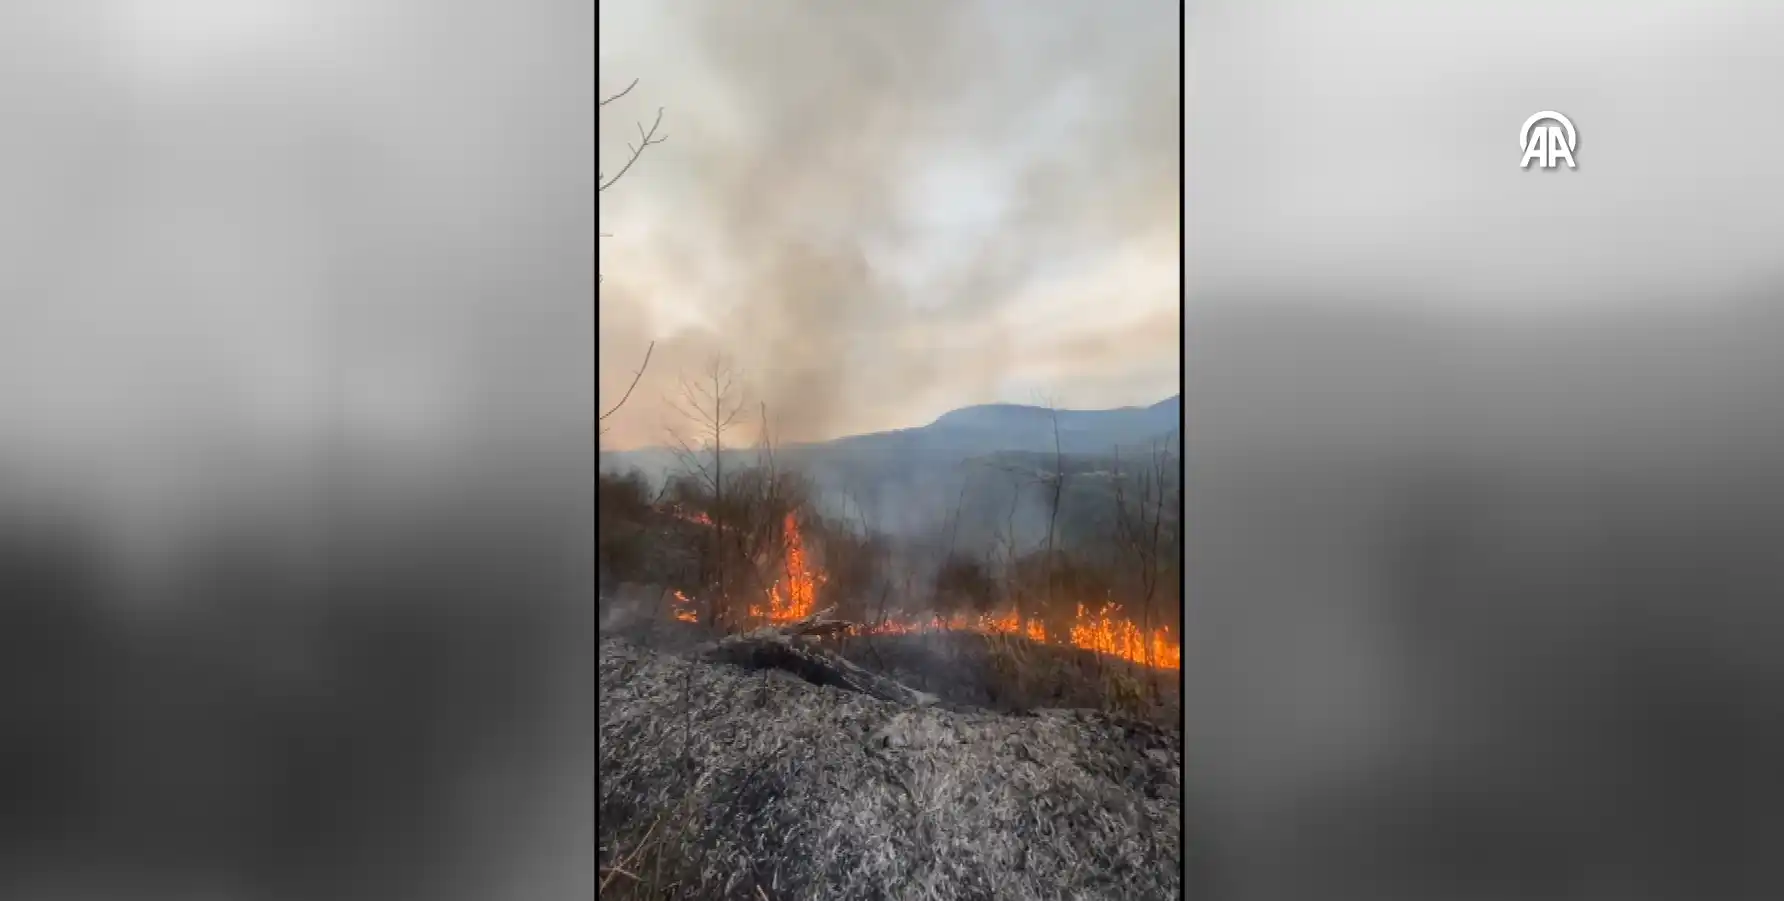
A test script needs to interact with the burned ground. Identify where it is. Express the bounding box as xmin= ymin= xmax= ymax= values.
xmin=596 ymin=635 xmax=1182 ymax=901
